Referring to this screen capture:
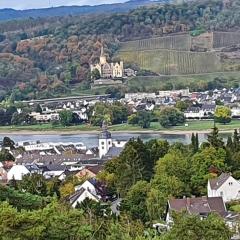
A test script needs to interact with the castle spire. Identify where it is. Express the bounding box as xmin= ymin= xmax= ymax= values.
xmin=99 ymin=45 xmax=107 ymax=65
xmin=100 ymin=45 xmax=104 ymax=57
